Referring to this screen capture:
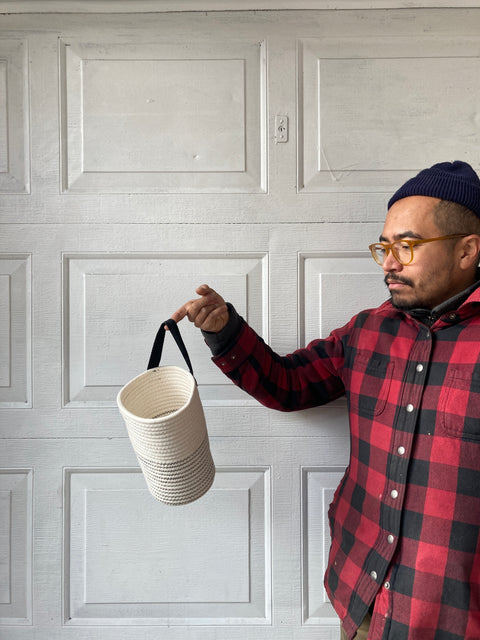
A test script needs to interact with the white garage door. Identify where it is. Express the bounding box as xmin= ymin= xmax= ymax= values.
xmin=1 ymin=5 xmax=479 ymax=639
